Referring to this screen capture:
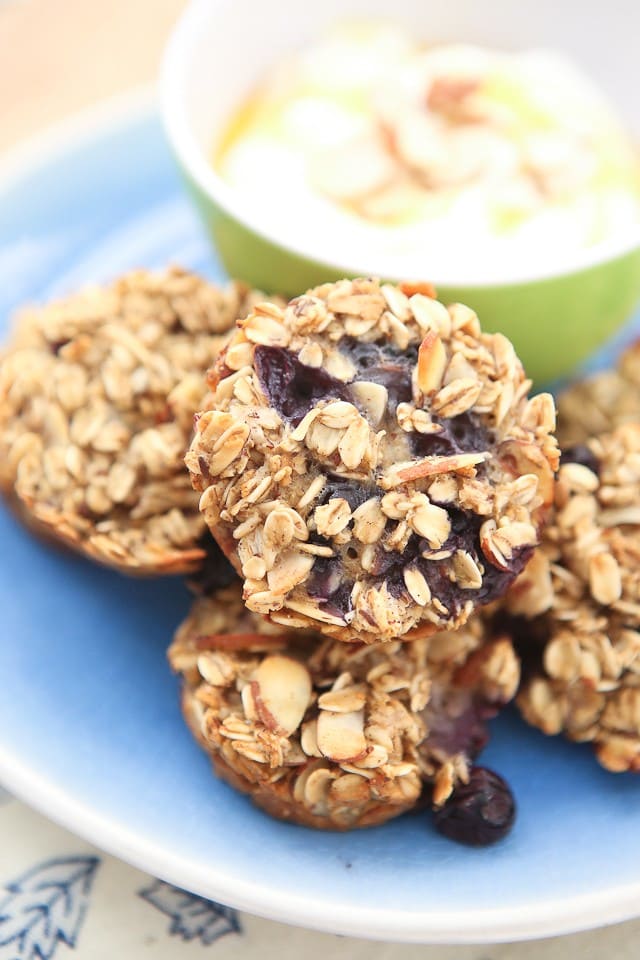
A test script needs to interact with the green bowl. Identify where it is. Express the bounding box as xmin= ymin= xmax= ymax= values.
xmin=186 ymin=173 xmax=640 ymax=383
xmin=162 ymin=0 xmax=640 ymax=385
